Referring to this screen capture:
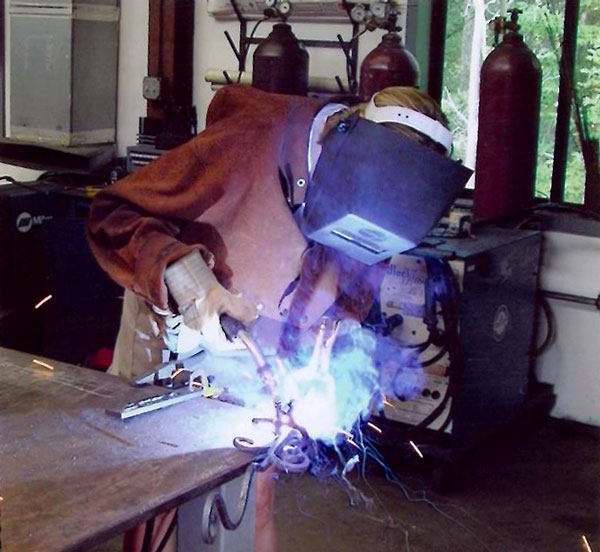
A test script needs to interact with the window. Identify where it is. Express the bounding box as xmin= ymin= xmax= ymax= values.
xmin=442 ymin=0 xmax=599 ymax=205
